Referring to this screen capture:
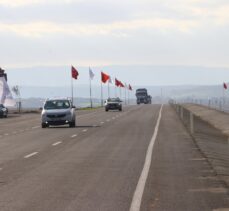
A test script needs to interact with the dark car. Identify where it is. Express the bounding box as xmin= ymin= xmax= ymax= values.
xmin=0 ymin=104 xmax=8 ymax=118
xmin=105 ymin=98 xmax=122 ymax=112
